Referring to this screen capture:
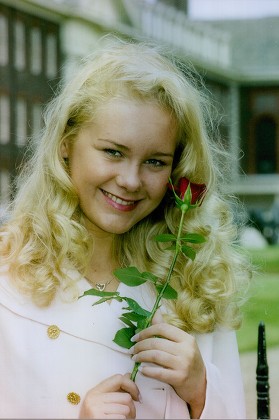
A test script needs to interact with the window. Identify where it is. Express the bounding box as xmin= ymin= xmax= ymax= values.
xmin=255 ymin=116 xmax=277 ymax=174
xmin=46 ymin=33 xmax=58 ymax=78
xmin=0 ymin=94 xmax=10 ymax=145
xmin=15 ymin=97 xmax=28 ymax=147
xmin=242 ymin=88 xmax=279 ymax=174
xmin=14 ymin=19 xmax=26 ymax=71
xmin=30 ymin=27 xmax=42 ymax=75
xmin=0 ymin=14 xmax=8 ymax=66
